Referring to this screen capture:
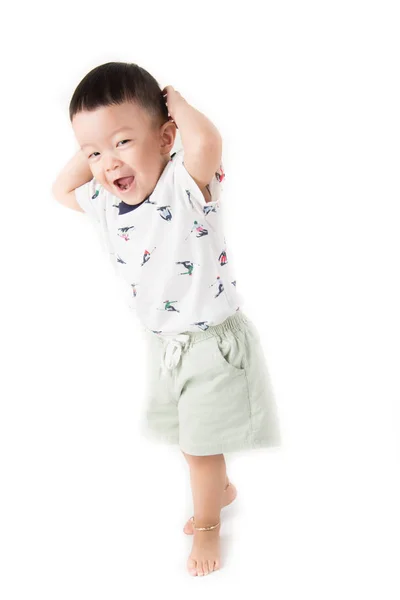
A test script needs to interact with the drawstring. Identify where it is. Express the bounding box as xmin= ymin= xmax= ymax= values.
xmin=161 ymin=334 xmax=191 ymax=373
